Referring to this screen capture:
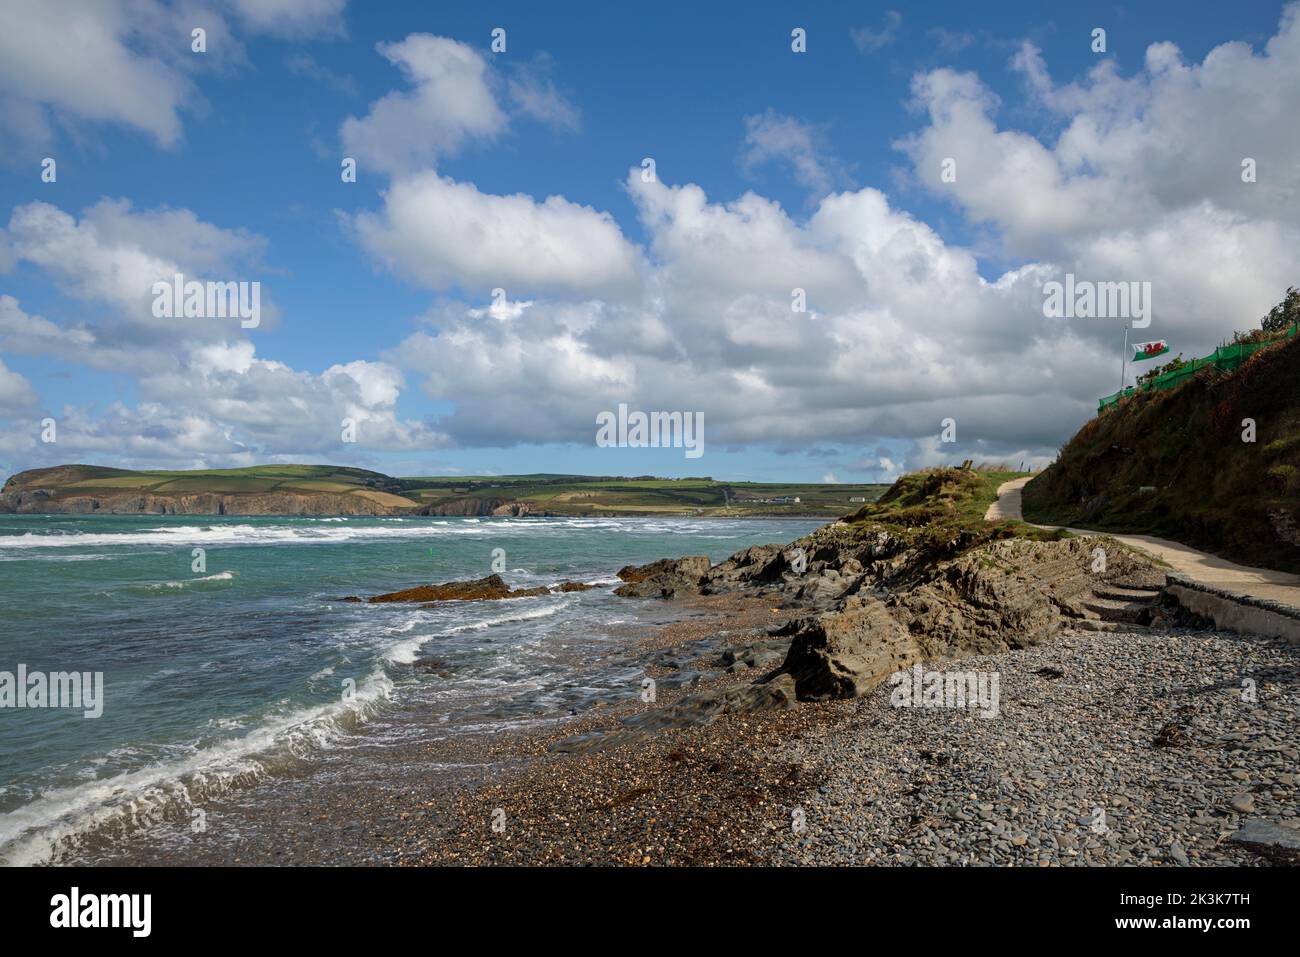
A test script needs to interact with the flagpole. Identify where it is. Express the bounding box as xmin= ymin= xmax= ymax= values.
xmin=1121 ymin=325 xmax=1129 ymax=392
